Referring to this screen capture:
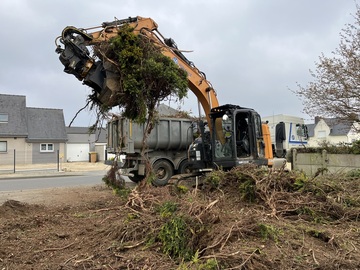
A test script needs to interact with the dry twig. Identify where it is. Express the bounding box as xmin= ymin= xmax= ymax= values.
xmin=34 ymin=241 xmax=76 ymax=253
xmin=74 ymin=255 xmax=95 ymax=265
